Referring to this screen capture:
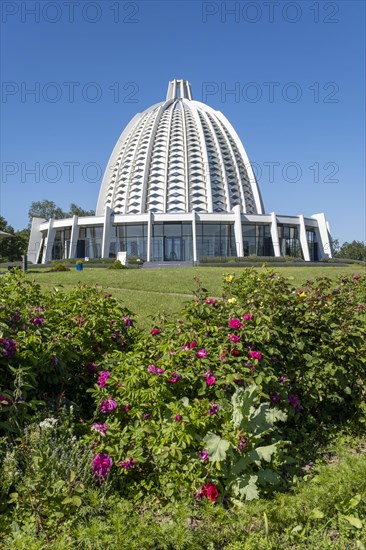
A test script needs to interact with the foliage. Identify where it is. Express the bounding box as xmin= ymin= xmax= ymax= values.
xmin=108 ymin=260 xmax=128 ymax=270
xmin=218 ymin=269 xmax=366 ymax=424
xmin=28 ymin=200 xmax=95 ymax=225
xmin=0 ymin=271 xmax=137 ymax=434
xmin=199 ymin=255 xmax=304 ymax=264
xmin=128 ymin=256 xmax=144 ymax=266
xmin=0 ymin=432 xmax=365 ymax=548
xmin=84 ymin=268 xmax=365 ymax=504
xmin=49 ymin=263 xmax=70 ymax=272
xmin=0 ymin=232 xmax=28 ymax=262
xmin=337 ymin=240 xmax=366 ymax=262
xmin=0 ymin=409 xmax=110 ymax=536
